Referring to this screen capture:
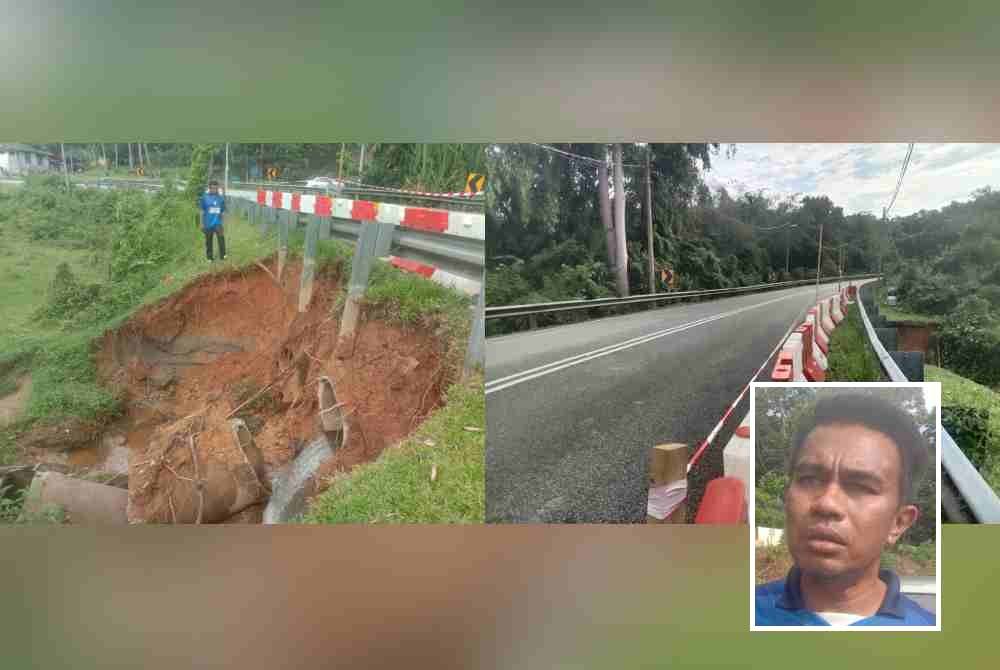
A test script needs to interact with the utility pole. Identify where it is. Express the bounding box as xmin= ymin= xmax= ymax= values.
xmin=785 ymin=226 xmax=791 ymax=274
xmin=60 ymin=143 xmax=69 ymax=188
xmin=359 ymin=143 xmax=366 ymax=177
xmin=224 ymin=142 xmax=230 ymax=195
xmin=880 ymin=206 xmax=888 ymax=276
xmin=114 ymin=143 xmax=118 ymax=170
xmin=645 ymin=145 xmax=655 ymax=294
xmin=814 ymin=220 xmax=824 ymax=303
